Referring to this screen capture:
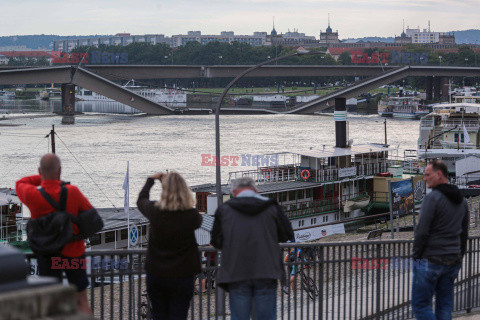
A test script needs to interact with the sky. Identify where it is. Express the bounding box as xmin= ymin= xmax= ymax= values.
xmin=2 ymin=0 xmax=479 ymax=38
